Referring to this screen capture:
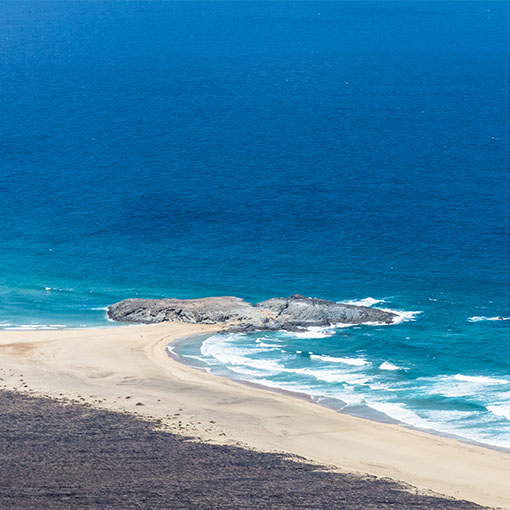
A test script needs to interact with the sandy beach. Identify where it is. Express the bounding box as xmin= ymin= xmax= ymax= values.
xmin=1 ymin=322 xmax=509 ymax=508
